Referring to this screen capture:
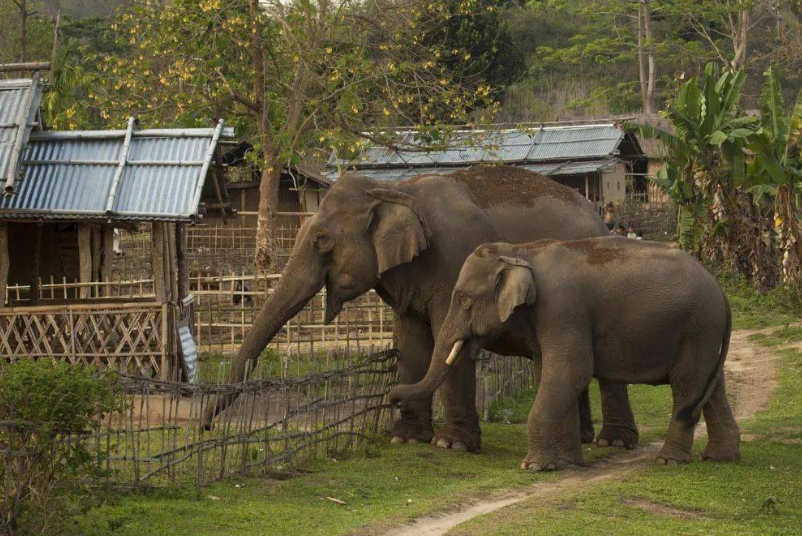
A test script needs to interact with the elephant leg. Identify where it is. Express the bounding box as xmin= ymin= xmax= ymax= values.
xmin=555 ymin=397 xmax=584 ymax=467
xmin=432 ymin=344 xmax=482 ymax=452
xmin=390 ymin=314 xmax=435 ymax=444
xmin=522 ymin=337 xmax=592 ymax=472
xmin=578 ymin=388 xmax=595 ymax=444
xmin=700 ymin=371 xmax=740 ymax=462
xmin=595 ymin=381 xmax=639 ymax=449
xmin=655 ymin=392 xmax=696 ymax=465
